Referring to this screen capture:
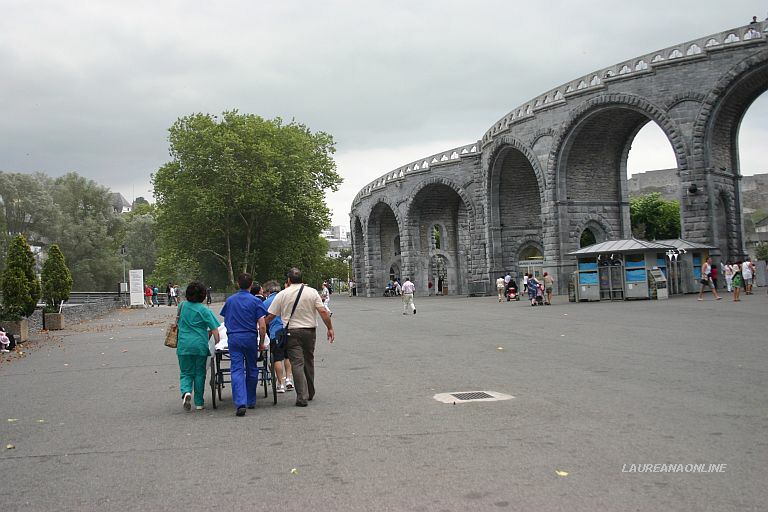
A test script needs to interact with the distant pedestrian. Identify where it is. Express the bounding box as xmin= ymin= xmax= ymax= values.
xmin=496 ymin=276 xmax=505 ymax=302
xmin=710 ymin=263 xmax=719 ymax=290
xmin=527 ymin=273 xmax=540 ymax=306
xmin=206 ymin=286 xmax=212 ymax=305
xmin=732 ymin=262 xmax=743 ymax=301
xmin=168 ymin=283 xmax=177 ymax=306
xmin=698 ymin=257 xmax=722 ymax=301
xmin=521 ymin=273 xmax=529 ymax=294
xmin=401 ymin=277 xmax=416 ymax=315
xmin=742 ymin=259 xmax=755 ymax=294
xmin=152 ymin=285 xmax=159 ymax=307
xmin=321 ymin=281 xmax=332 ymax=316
xmin=543 ymin=272 xmax=554 ymax=305
xmin=724 ymin=261 xmax=734 ymax=292
xmin=144 ymin=284 xmax=152 ymax=307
